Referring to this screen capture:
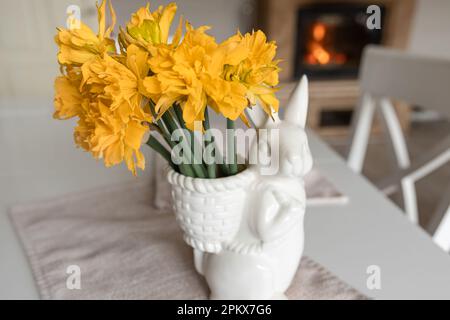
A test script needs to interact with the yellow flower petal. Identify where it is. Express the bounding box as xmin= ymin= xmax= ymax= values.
xmin=172 ymin=16 xmax=184 ymax=46
xmin=97 ymin=0 xmax=107 ymax=40
xmin=158 ymin=3 xmax=177 ymax=43
xmin=55 ymin=0 xmax=116 ymax=66
xmin=124 ymin=120 xmax=147 ymax=150
xmin=126 ymin=44 xmax=149 ymax=78
xmin=53 ymin=76 xmax=83 ymax=119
